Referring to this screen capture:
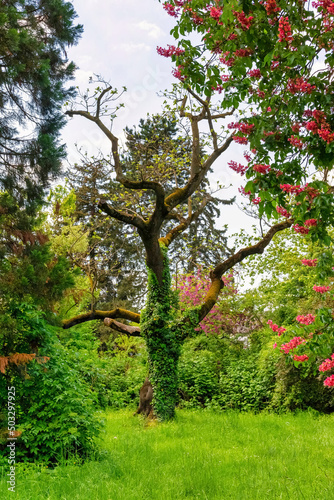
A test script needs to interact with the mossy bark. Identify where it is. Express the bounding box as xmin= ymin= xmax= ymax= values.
xmin=140 ymin=244 xmax=181 ymax=420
